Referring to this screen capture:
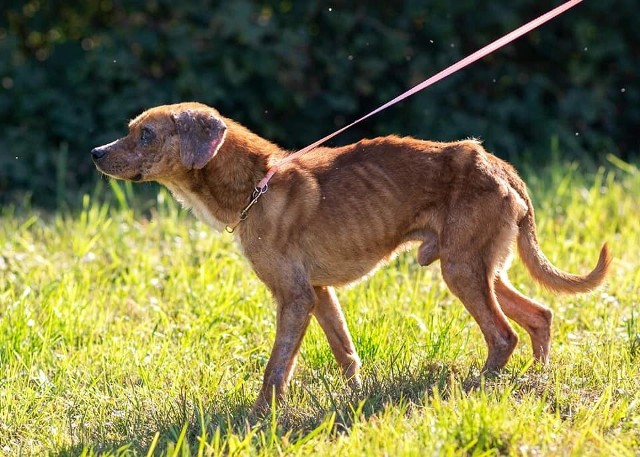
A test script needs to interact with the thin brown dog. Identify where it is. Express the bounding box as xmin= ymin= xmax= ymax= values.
xmin=92 ymin=102 xmax=611 ymax=412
